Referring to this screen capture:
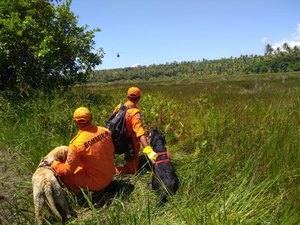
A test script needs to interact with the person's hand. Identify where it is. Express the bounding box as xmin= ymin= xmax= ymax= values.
xmin=42 ymin=156 xmax=55 ymax=166
xmin=143 ymin=146 xmax=157 ymax=163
